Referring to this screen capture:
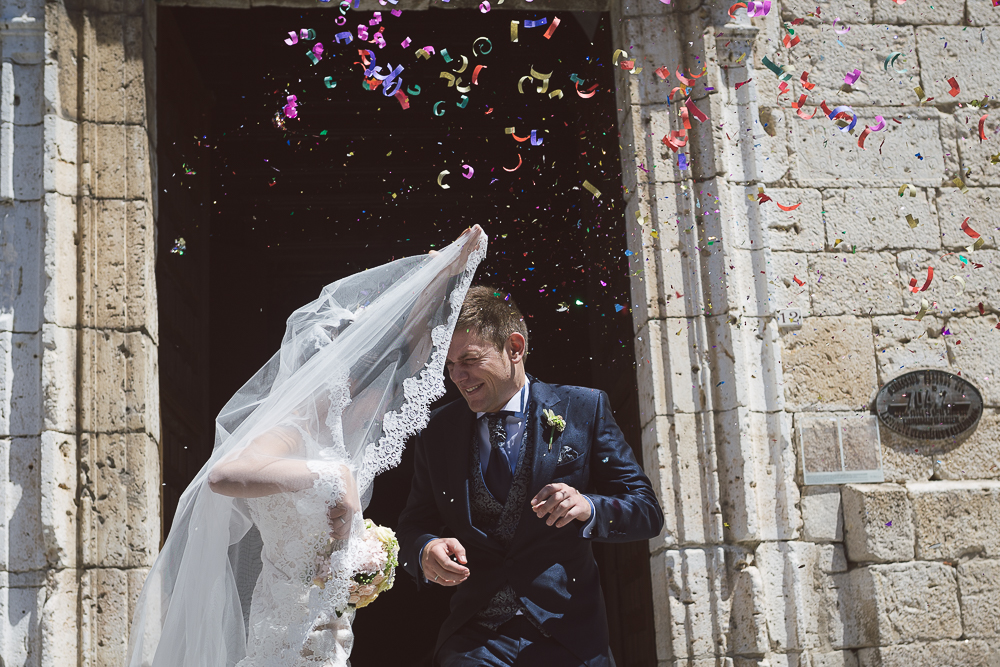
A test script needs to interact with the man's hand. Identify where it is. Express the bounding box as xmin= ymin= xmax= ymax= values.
xmin=327 ymin=468 xmax=361 ymax=540
xmin=531 ymin=483 xmax=592 ymax=528
xmin=421 ymin=537 xmax=469 ymax=586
